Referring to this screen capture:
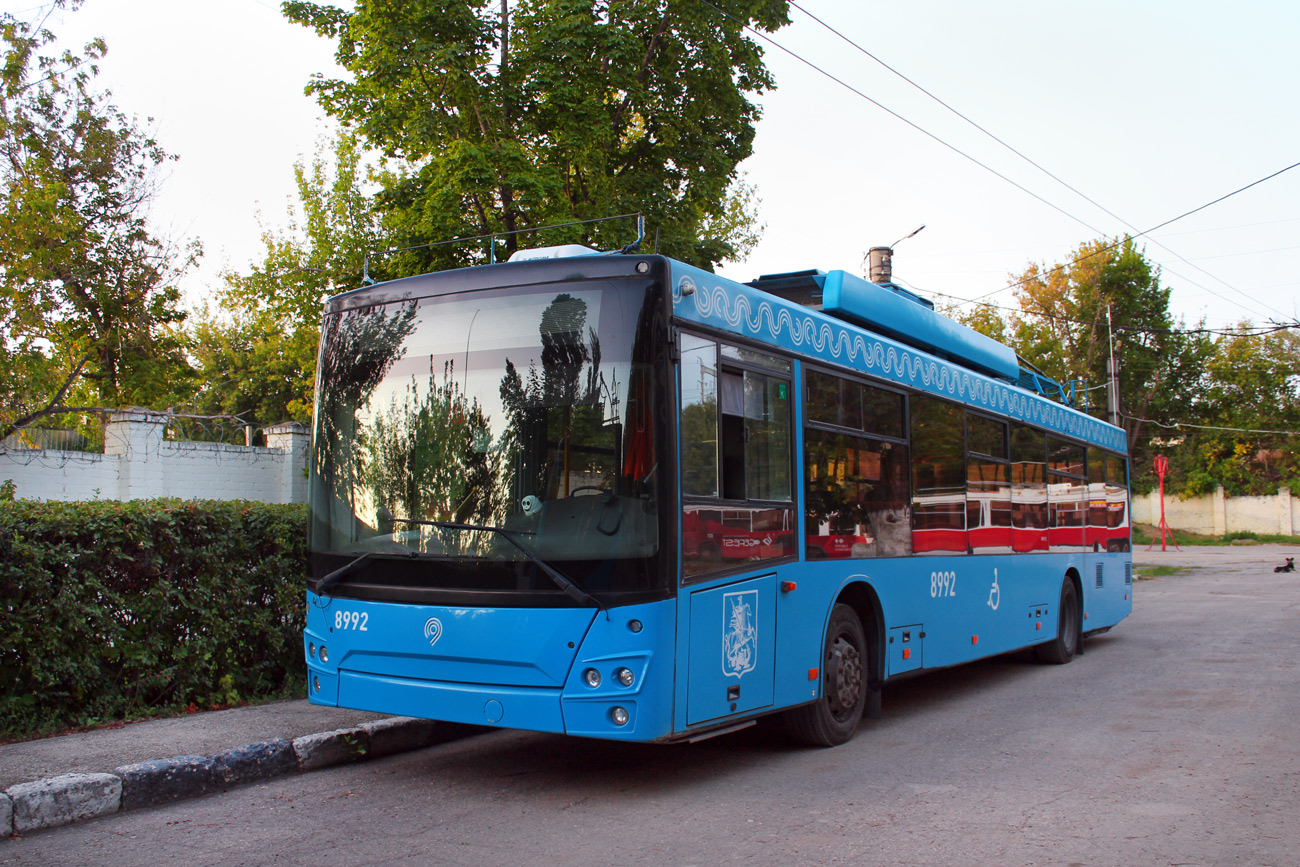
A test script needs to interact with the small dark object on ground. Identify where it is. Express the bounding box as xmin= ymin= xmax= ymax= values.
xmin=1274 ymin=557 xmax=1295 ymax=573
